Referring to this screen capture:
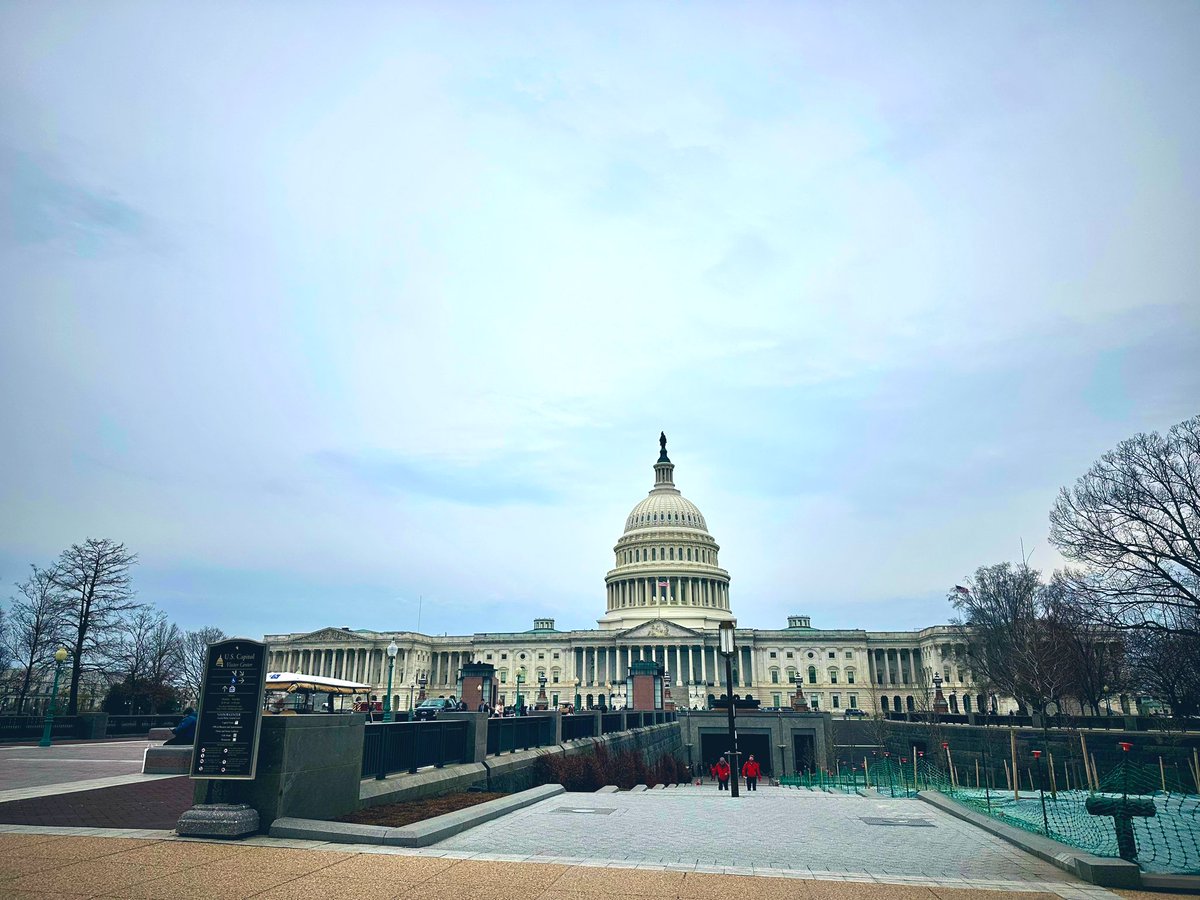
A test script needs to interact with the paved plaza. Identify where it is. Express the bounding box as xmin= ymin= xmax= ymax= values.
xmin=0 ymin=740 xmax=167 ymax=802
xmin=0 ymin=829 xmax=1132 ymax=900
xmin=436 ymin=786 xmax=1080 ymax=887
